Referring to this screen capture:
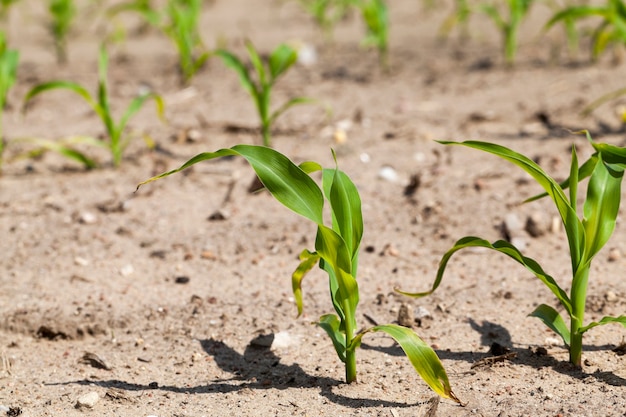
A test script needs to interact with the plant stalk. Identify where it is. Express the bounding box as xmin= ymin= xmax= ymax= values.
xmin=569 ymin=265 xmax=589 ymax=367
xmin=344 ymin=319 xmax=357 ymax=383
